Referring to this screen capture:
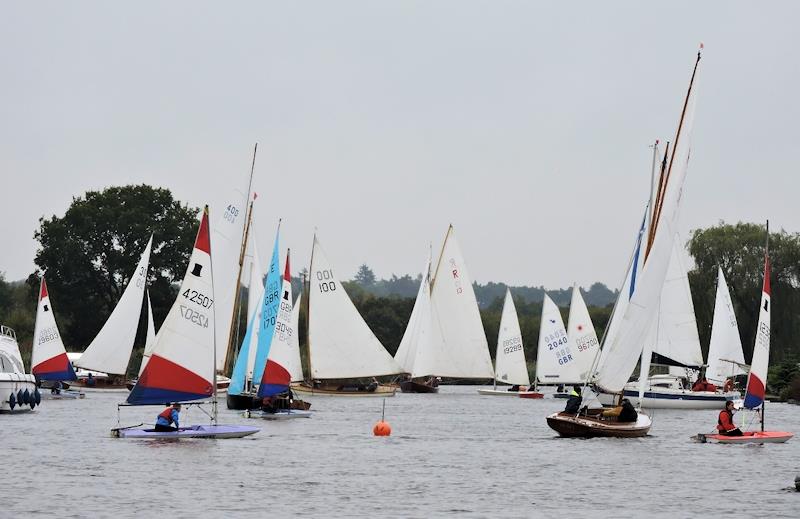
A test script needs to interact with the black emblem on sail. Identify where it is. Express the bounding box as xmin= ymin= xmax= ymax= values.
xmin=43 ymin=305 xmax=49 ymax=312
xmin=283 ymin=290 xmax=289 ymax=301
xmin=191 ymin=263 xmax=203 ymax=277
xmin=764 ymin=300 xmax=769 ymax=313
